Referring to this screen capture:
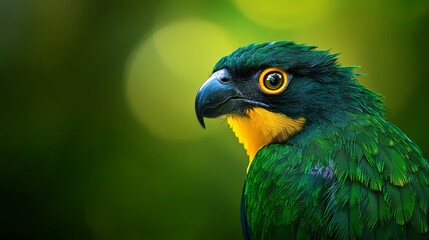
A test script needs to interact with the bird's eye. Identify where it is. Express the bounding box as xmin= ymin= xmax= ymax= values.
xmin=258 ymin=67 xmax=288 ymax=94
